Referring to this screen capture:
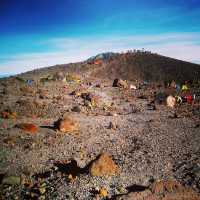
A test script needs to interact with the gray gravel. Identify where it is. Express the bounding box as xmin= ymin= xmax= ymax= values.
xmin=0 ymin=77 xmax=200 ymax=199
